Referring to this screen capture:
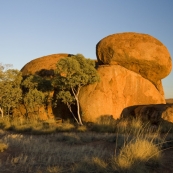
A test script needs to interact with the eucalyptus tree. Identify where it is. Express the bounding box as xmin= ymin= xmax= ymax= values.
xmin=21 ymin=75 xmax=46 ymax=118
xmin=52 ymin=54 xmax=100 ymax=125
xmin=0 ymin=66 xmax=22 ymax=117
